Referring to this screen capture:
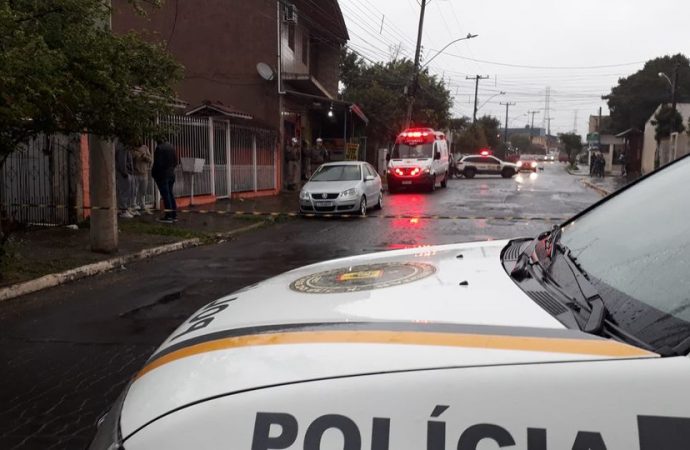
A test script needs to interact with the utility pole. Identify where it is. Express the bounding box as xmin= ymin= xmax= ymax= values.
xmin=672 ymin=62 xmax=680 ymax=112
xmin=543 ymin=86 xmax=551 ymax=135
xmin=467 ymin=75 xmax=489 ymax=123
xmin=405 ymin=0 xmax=427 ymax=128
xmin=90 ymin=0 xmax=118 ymax=253
xmin=573 ymin=110 xmax=578 ymax=133
xmin=528 ymin=110 xmax=540 ymax=143
xmin=500 ymin=101 xmax=515 ymax=143
xmin=597 ymin=106 xmax=602 ymax=150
